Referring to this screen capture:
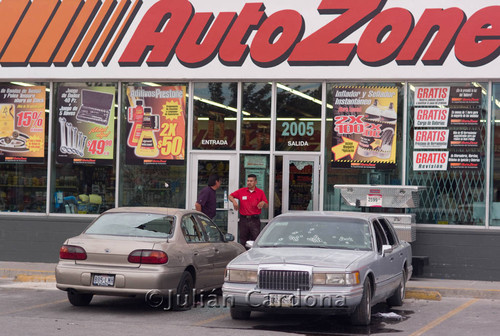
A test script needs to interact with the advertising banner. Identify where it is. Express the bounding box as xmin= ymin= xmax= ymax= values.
xmin=414 ymin=107 xmax=481 ymax=127
xmin=412 ymin=86 xmax=482 ymax=171
xmin=413 ymin=151 xmax=449 ymax=171
xmin=0 ymin=85 xmax=46 ymax=163
xmin=125 ymin=85 xmax=186 ymax=165
xmin=414 ymin=87 xmax=482 ymax=106
xmin=331 ymin=86 xmax=398 ymax=169
xmin=56 ymin=86 xmax=115 ymax=165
